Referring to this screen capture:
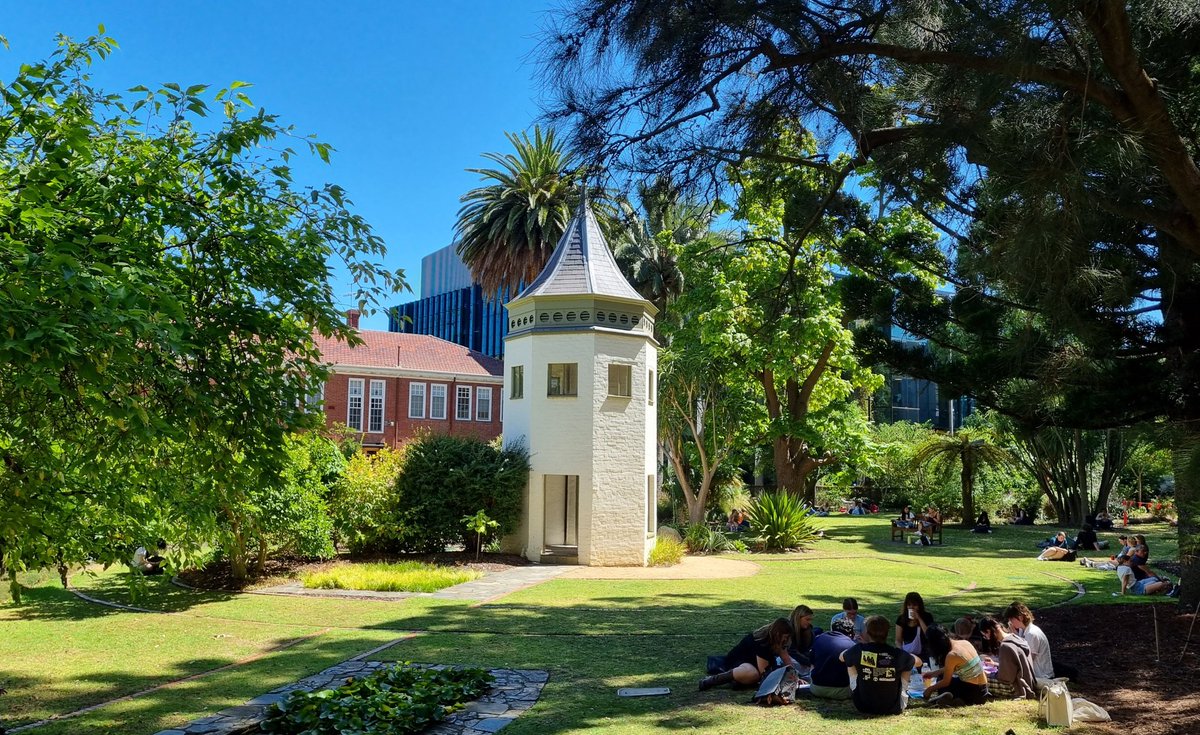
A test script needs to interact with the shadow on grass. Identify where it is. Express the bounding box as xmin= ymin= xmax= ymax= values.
xmin=3 ymin=629 xmax=395 ymax=734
